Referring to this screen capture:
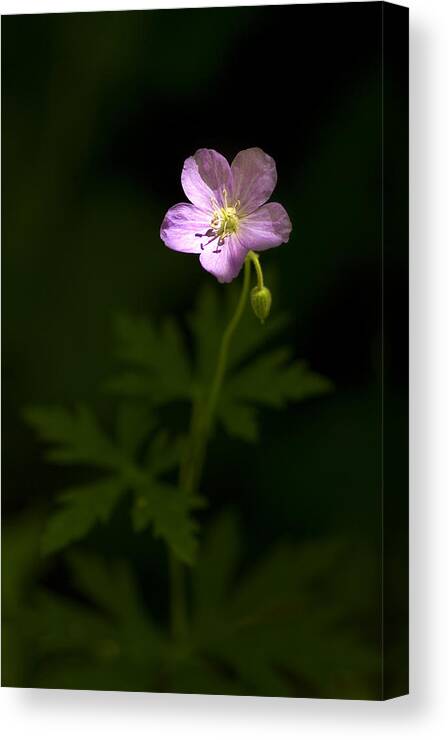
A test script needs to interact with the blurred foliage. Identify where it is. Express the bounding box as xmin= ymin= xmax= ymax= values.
xmin=191 ymin=283 xmax=331 ymax=443
xmin=24 ymin=403 xmax=200 ymax=563
xmin=9 ymin=288 xmax=376 ymax=696
xmin=3 ymin=511 xmax=379 ymax=698
xmin=24 ymin=281 xmax=330 ymax=563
